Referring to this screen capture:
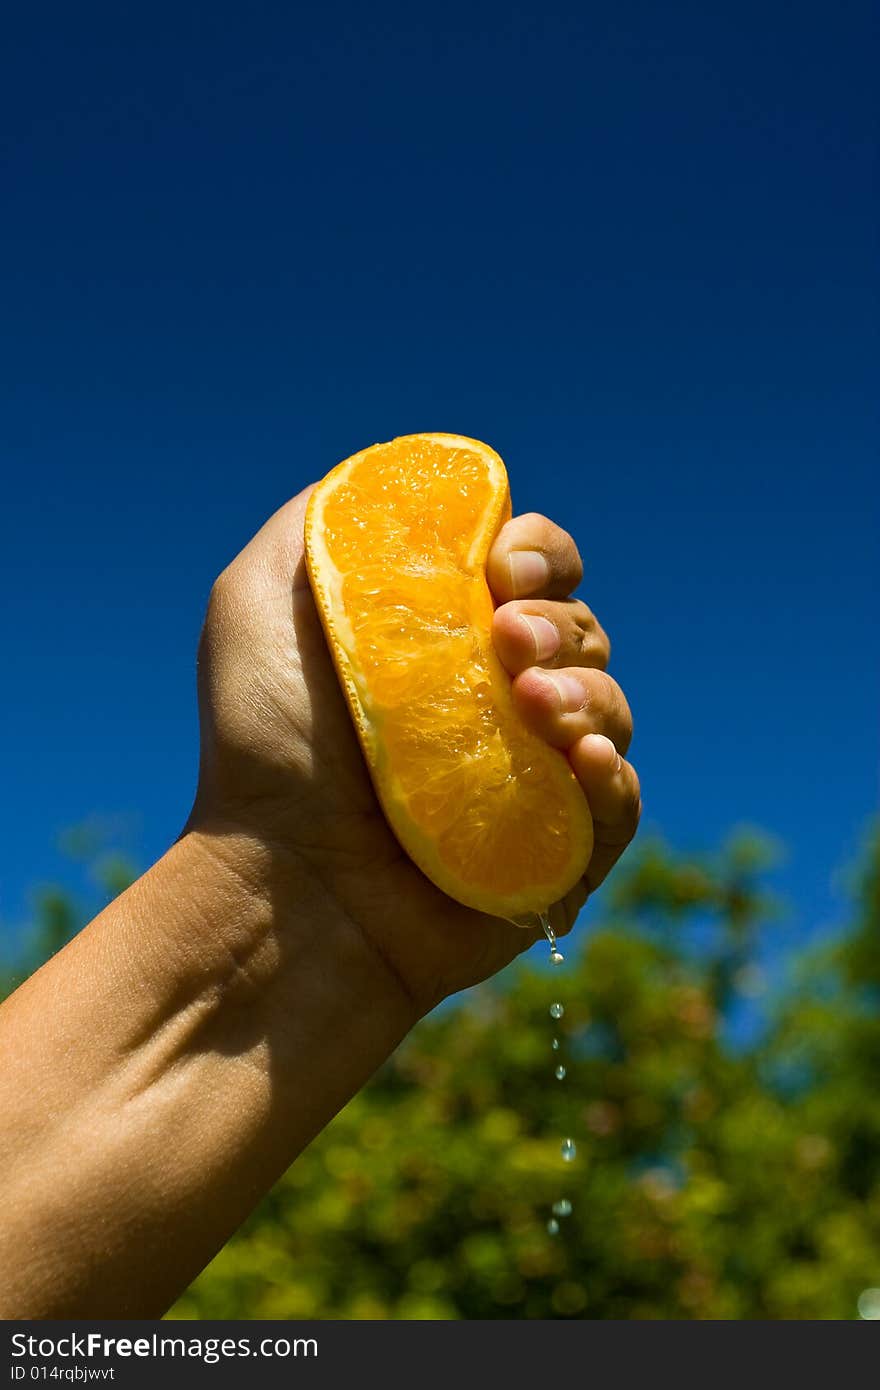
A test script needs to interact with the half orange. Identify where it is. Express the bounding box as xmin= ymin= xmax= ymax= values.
xmin=305 ymin=433 xmax=593 ymax=918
